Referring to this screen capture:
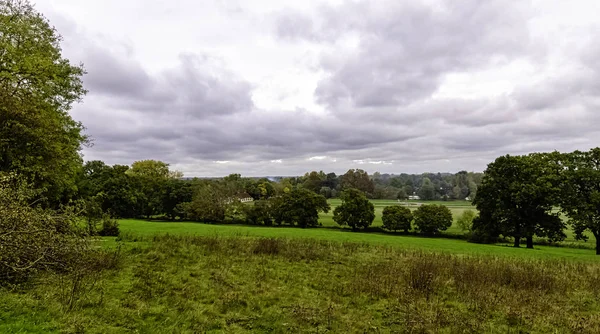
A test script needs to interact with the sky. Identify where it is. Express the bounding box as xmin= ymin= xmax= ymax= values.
xmin=34 ymin=0 xmax=600 ymax=177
